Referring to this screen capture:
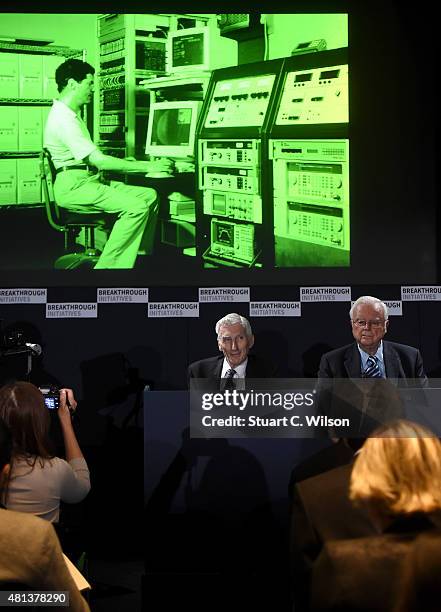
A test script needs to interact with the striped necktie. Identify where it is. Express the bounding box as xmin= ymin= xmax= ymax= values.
xmin=223 ymin=368 xmax=237 ymax=390
xmin=364 ymin=355 xmax=381 ymax=378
